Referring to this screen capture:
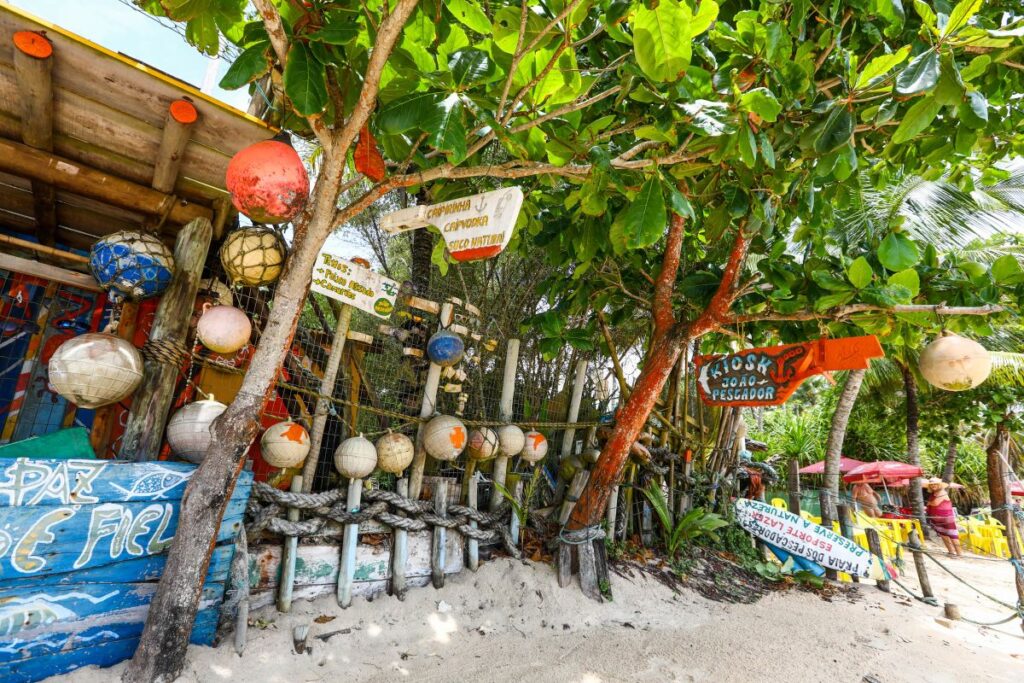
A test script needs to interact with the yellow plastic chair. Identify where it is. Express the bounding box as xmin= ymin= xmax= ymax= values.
xmin=771 ymin=497 xmax=788 ymax=511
